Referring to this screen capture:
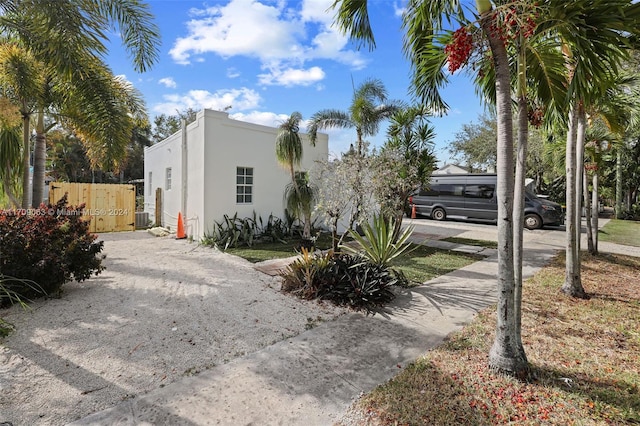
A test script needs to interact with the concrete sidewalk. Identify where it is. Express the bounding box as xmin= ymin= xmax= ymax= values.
xmin=68 ymin=241 xmax=565 ymax=425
